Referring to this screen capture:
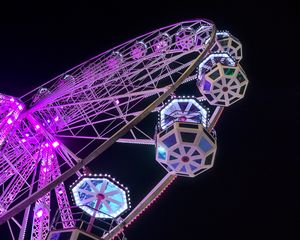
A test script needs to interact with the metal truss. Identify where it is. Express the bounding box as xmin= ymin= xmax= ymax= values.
xmin=0 ymin=19 xmax=219 ymax=239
